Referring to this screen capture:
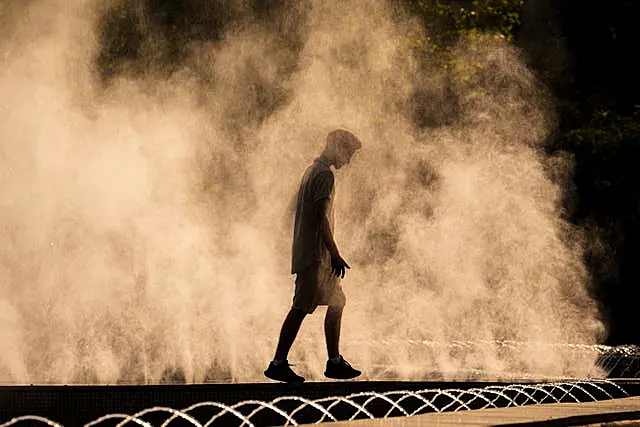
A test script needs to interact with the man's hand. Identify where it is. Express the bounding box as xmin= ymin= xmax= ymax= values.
xmin=330 ymin=253 xmax=351 ymax=279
